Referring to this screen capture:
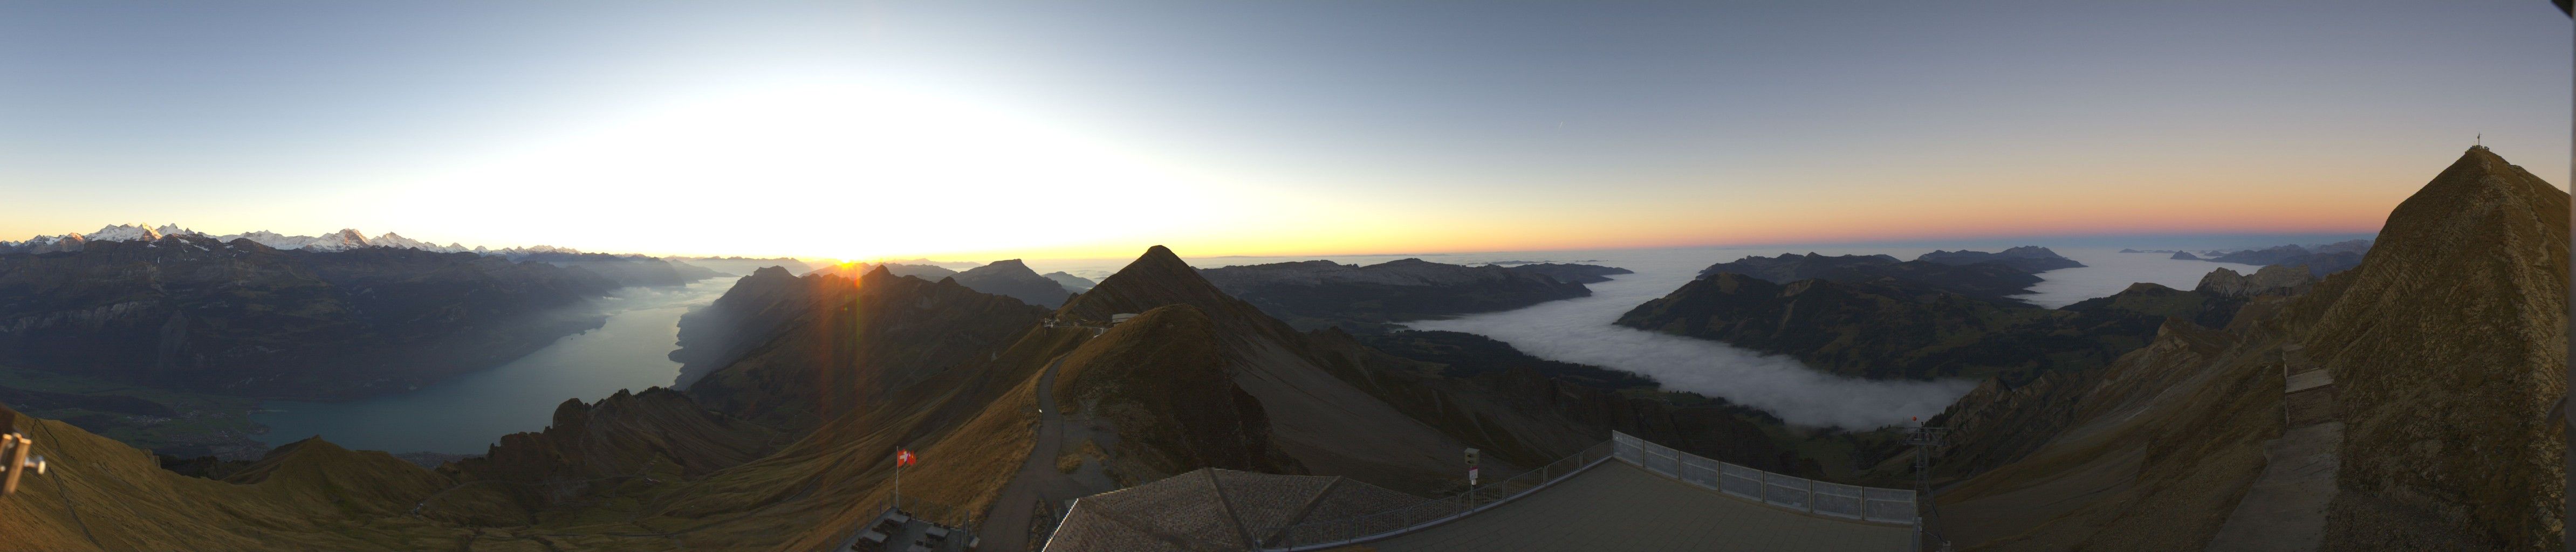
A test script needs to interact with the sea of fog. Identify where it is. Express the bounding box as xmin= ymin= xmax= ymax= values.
xmin=1035 ymin=246 xmax=2258 ymax=430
